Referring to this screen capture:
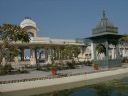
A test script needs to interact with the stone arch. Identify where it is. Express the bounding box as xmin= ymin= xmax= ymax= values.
xmin=96 ymin=43 xmax=106 ymax=54
xmin=96 ymin=43 xmax=106 ymax=60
